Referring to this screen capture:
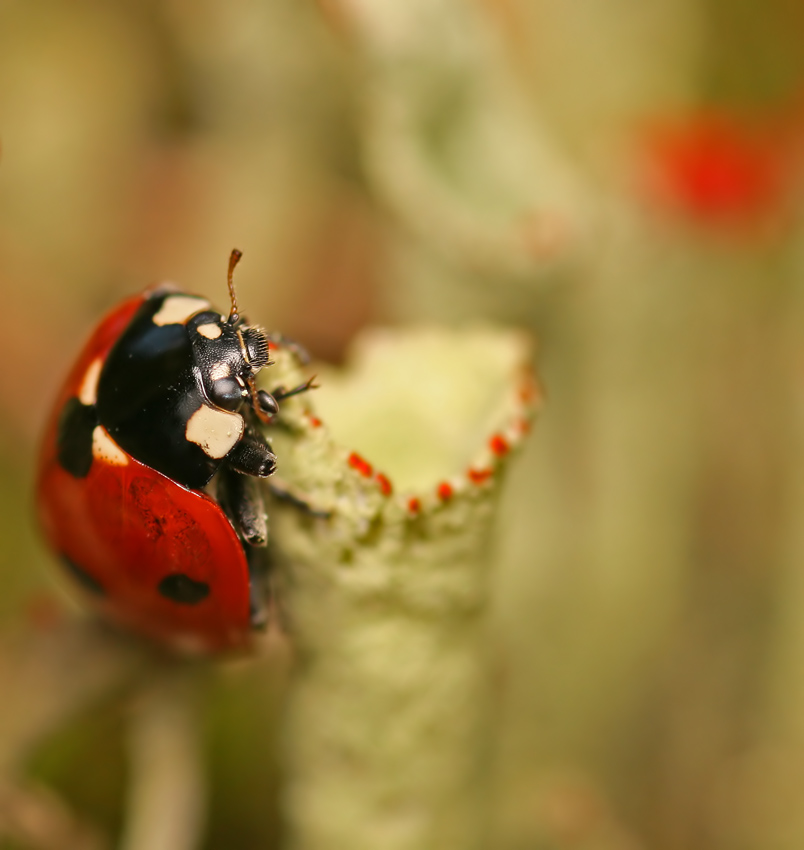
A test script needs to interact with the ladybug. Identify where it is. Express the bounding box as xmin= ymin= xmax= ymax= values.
xmin=36 ymin=250 xmax=312 ymax=653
